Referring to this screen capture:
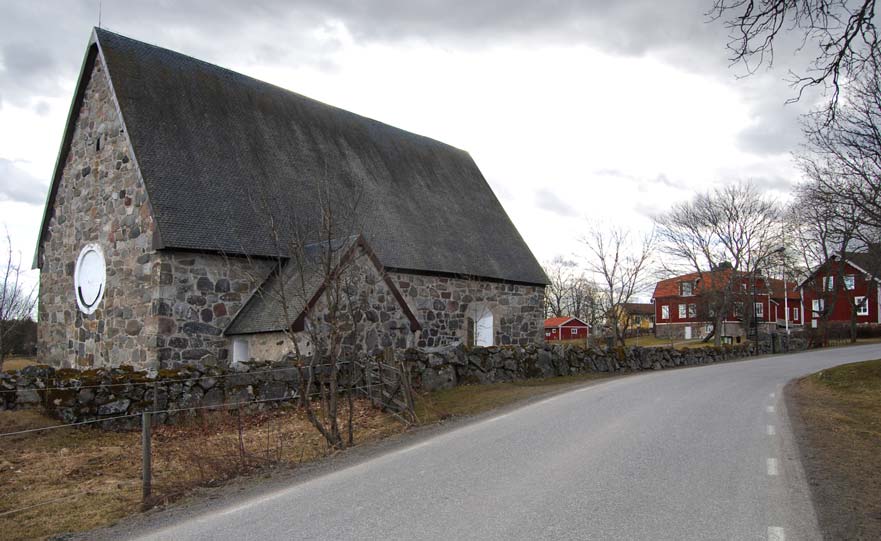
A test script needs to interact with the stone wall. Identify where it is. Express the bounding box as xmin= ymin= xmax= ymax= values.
xmin=0 ymin=361 xmax=301 ymax=427
xmin=388 ymin=271 xmax=544 ymax=348
xmin=38 ymin=59 xmax=158 ymax=369
xmin=406 ymin=335 xmax=808 ymax=392
xmin=153 ymin=252 xmax=272 ymax=367
xmin=3 ymin=335 xmax=807 ymax=426
xmin=232 ymin=245 xmax=416 ymax=362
